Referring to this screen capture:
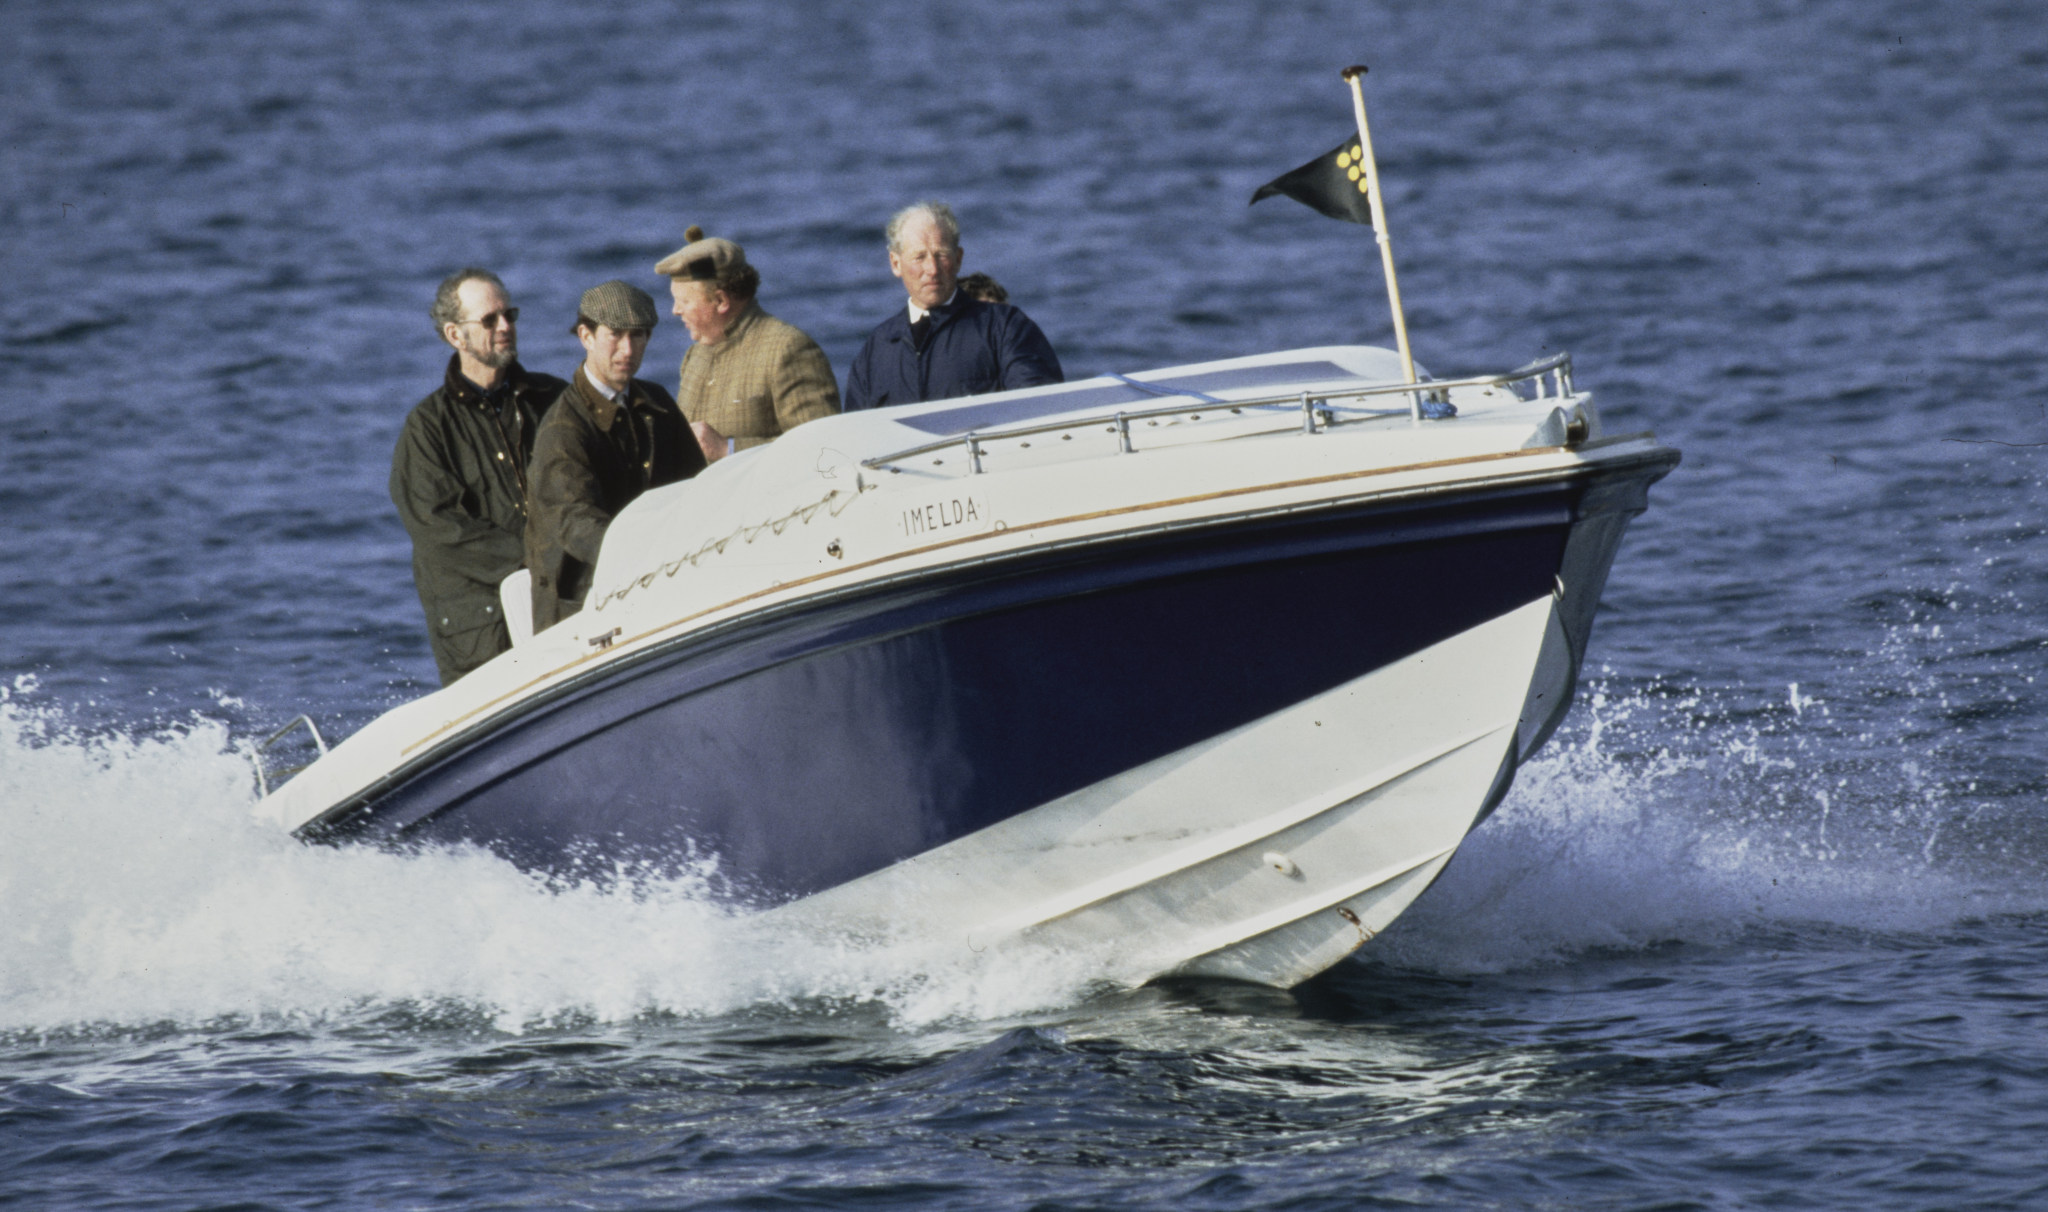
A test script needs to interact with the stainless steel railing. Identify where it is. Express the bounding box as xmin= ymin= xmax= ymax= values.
xmin=863 ymin=352 xmax=1574 ymax=475
xmin=251 ymin=713 xmax=327 ymax=796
